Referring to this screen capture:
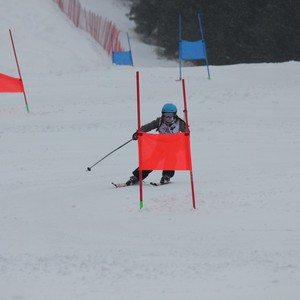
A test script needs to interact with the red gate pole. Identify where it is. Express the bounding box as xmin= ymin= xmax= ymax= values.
xmin=136 ymin=71 xmax=144 ymax=209
xmin=182 ymin=79 xmax=196 ymax=209
xmin=9 ymin=29 xmax=29 ymax=113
